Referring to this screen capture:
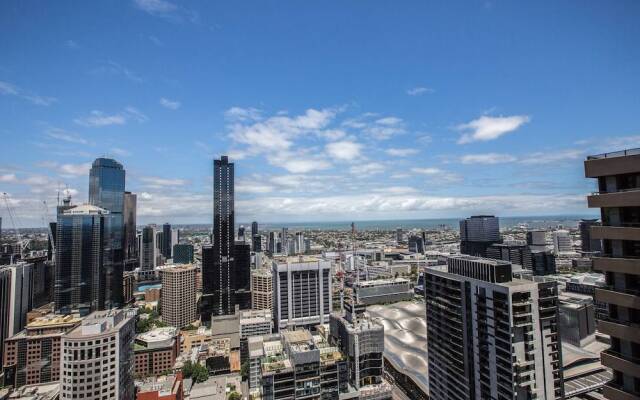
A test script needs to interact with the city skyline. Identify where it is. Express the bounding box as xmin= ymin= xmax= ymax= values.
xmin=2 ymin=2 xmax=640 ymax=227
